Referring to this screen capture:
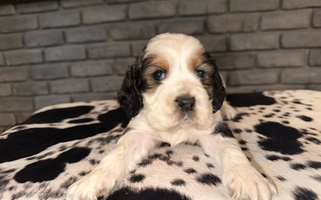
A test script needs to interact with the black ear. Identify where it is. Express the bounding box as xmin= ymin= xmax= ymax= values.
xmin=117 ymin=53 xmax=144 ymax=119
xmin=205 ymin=52 xmax=226 ymax=113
